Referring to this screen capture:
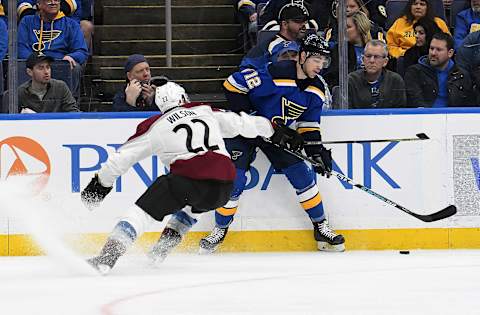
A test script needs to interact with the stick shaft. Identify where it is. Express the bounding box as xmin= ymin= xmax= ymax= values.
xmin=305 ymin=134 xmax=429 ymax=145
xmin=272 ymin=142 xmax=455 ymax=222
